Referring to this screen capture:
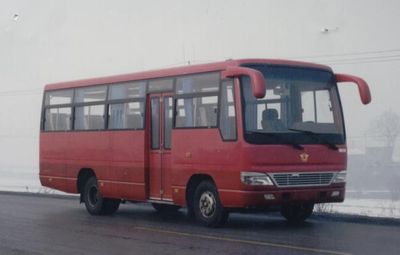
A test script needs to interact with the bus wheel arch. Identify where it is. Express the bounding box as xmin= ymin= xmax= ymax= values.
xmin=186 ymin=174 xmax=228 ymax=227
xmin=77 ymin=169 xmax=120 ymax=216
xmin=77 ymin=168 xmax=96 ymax=202
xmin=186 ymin=174 xmax=215 ymax=213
